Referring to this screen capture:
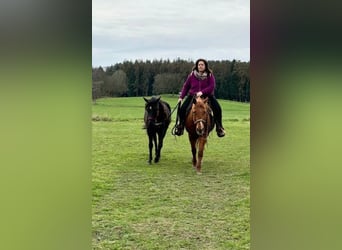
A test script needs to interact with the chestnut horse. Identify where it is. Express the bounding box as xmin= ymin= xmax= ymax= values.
xmin=185 ymin=96 xmax=214 ymax=173
xmin=144 ymin=96 xmax=171 ymax=164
